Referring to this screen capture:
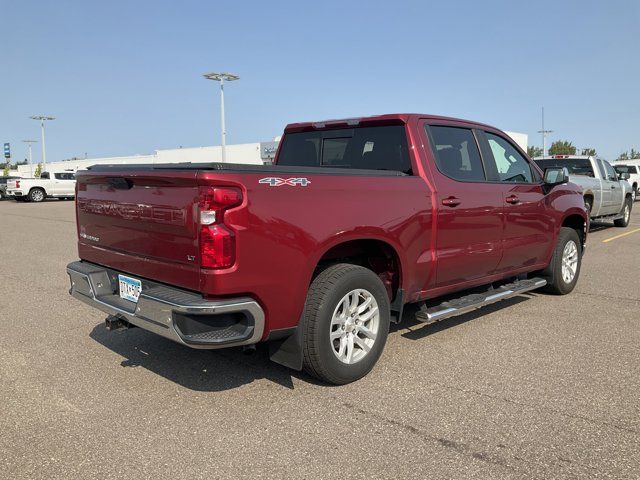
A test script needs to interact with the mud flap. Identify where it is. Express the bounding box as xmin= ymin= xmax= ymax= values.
xmin=268 ymin=327 xmax=303 ymax=371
